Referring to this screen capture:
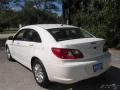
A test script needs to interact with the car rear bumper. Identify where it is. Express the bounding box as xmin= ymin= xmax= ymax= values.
xmin=49 ymin=52 xmax=111 ymax=84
